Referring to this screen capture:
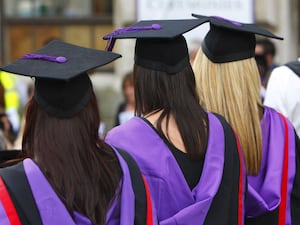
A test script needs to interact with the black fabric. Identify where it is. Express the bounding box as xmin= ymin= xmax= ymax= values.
xmin=191 ymin=14 xmax=283 ymax=63
xmin=34 ymin=73 xmax=93 ymax=118
xmin=203 ymin=113 xmax=241 ymax=225
xmin=0 ymin=162 xmax=43 ymax=225
xmin=134 ymin=36 xmax=190 ymax=73
xmin=170 ymin=148 xmax=204 ymax=190
xmin=0 ymin=150 xmax=22 ymax=165
xmin=245 ymin=208 xmax=279 ymax=225
xmin=115 ymin=148 xmax=147 ymax=225
xmin=285 ymin=60 xmax=300 ymax=78
xmin=291 ymin=131 xmax=300 ymax=225
xmin=141 ymin=117 xmax=204 ymax=190
xmin=201 ymin=27 xmax=256 ymax=63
